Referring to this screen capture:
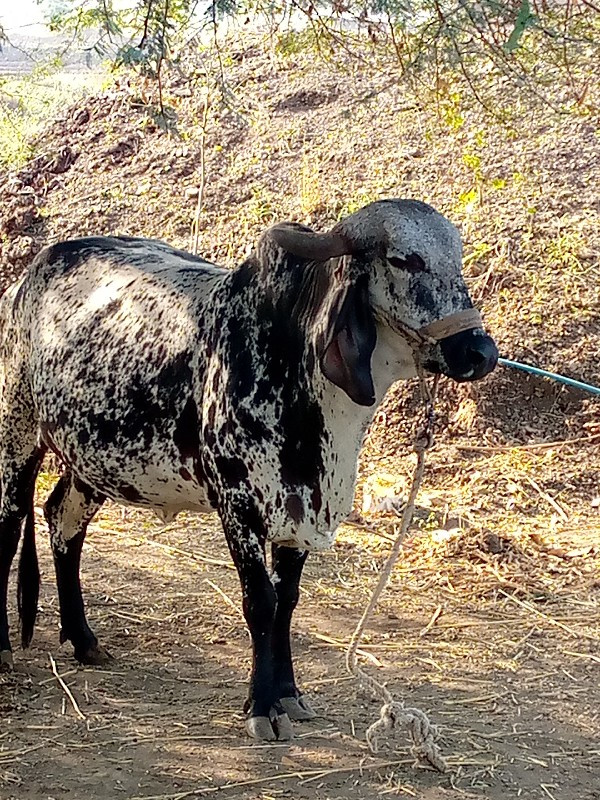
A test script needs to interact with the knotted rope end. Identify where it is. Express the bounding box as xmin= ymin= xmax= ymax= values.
xmin=347 ymin=373 xmax=448 ymax=775
xmin=365 ymin=702 xmax=448 ymax=773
